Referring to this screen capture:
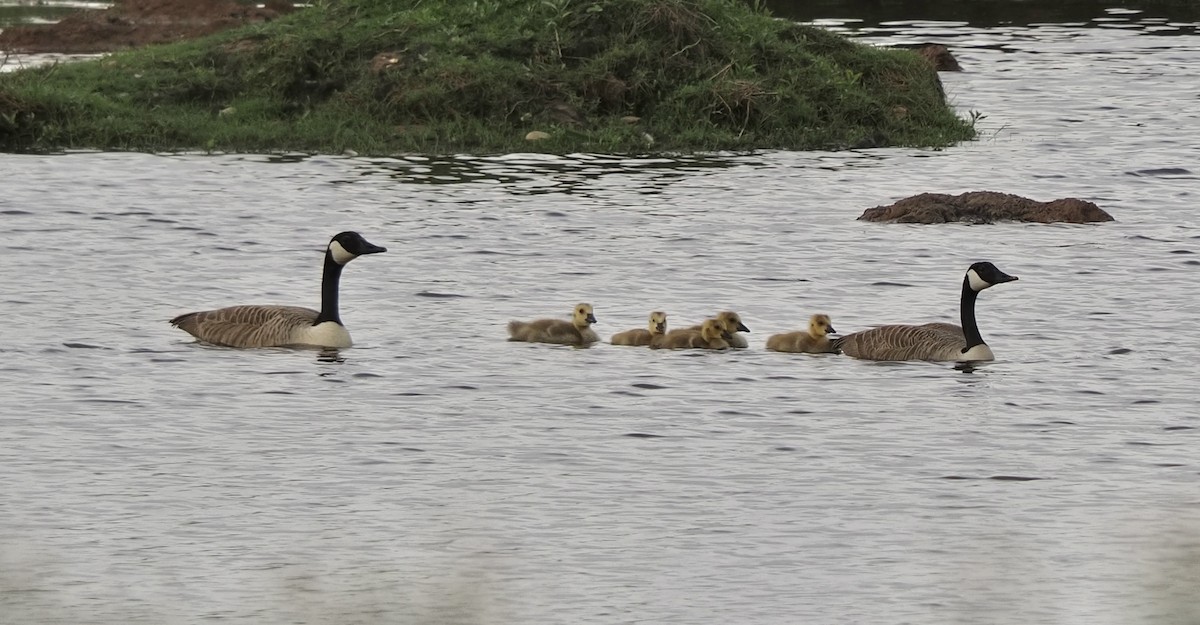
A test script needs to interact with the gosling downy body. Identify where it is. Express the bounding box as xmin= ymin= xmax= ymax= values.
xmin=508 ymin=303 xmax=599 ymax=346
xmin=170 ymin=231 xmax=386 ymax=349
xmin=833 ymin=261 xmax=1018 ymax=362
xmin=611 ymin=311 xmax=667 ymax=346
xmin=766 ymin=314 xmax=838 ymax=354
xmin=652 ymin=318 xmax=730 ymax=350
xmin=685 ymin=311 xmax=750 ymax=348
